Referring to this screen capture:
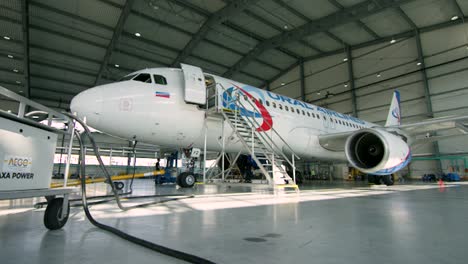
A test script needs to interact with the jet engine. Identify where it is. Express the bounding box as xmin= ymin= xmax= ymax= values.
xmin=345 ymin=128 xmax=411 ymax=175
